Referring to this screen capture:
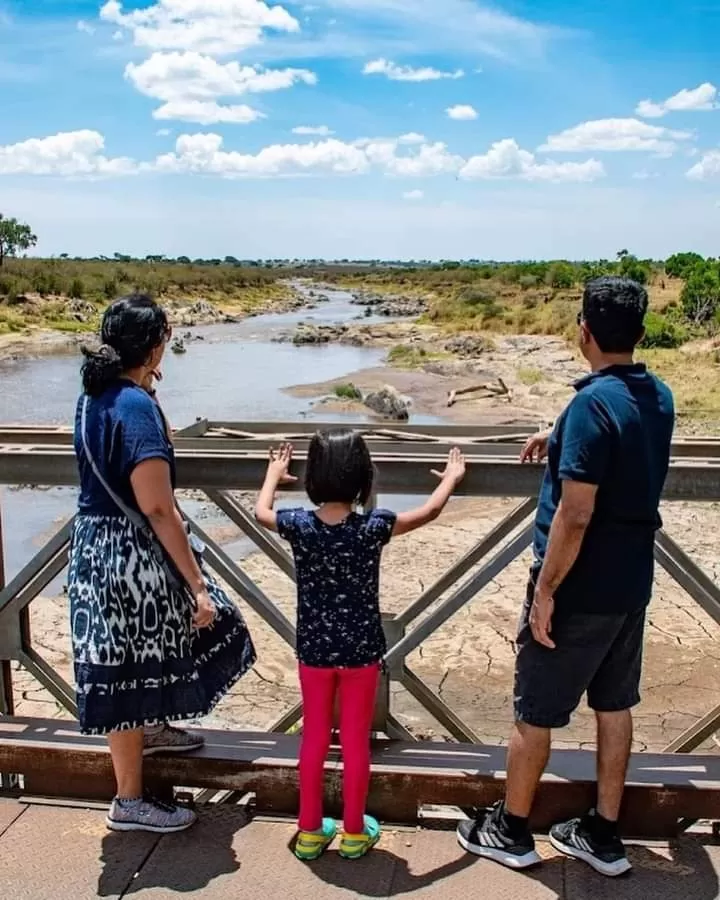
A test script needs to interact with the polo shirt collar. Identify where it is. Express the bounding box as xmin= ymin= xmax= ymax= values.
xmin=574 ymin=363 xmax=648 ymax=392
